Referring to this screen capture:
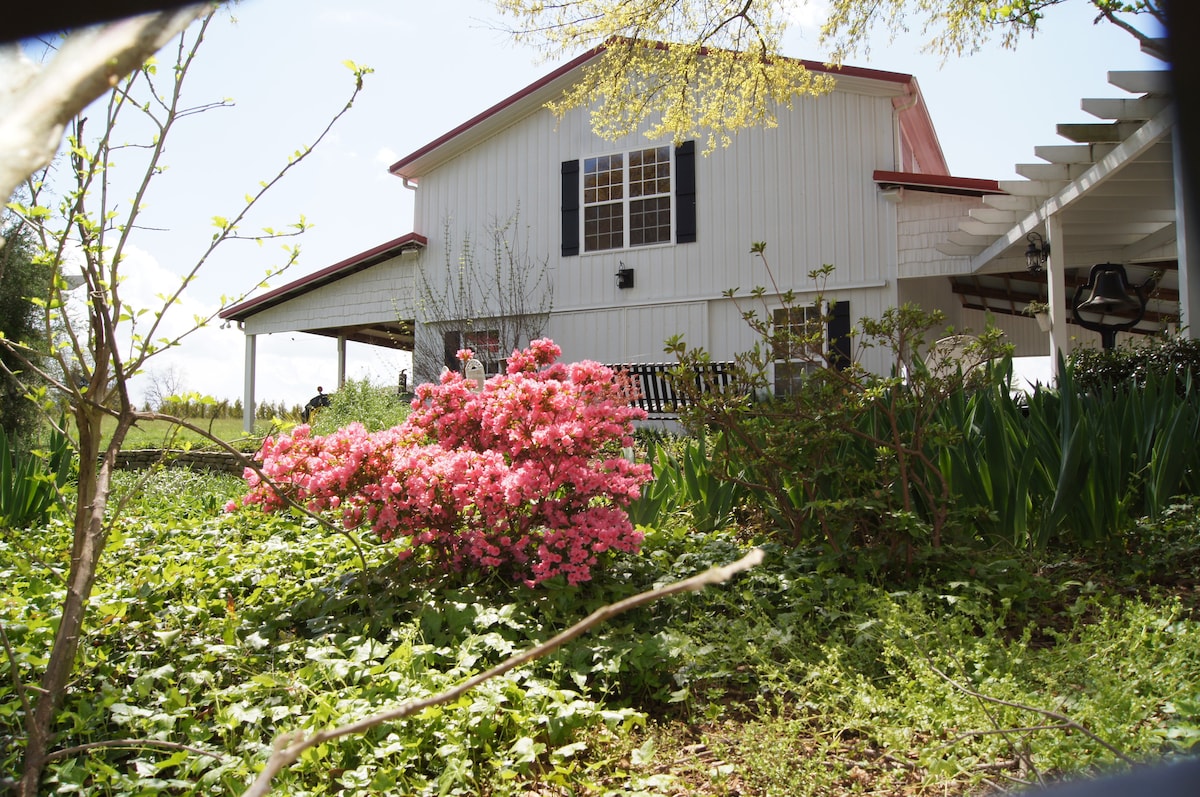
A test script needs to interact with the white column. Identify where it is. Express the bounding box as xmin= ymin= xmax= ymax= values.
xmin=337 ymin=335 xmax=347 ymax=388
xmin=242 ymin=333 xmax=257 ymax=433
xmin=1174 ymin=133 xmax=1200 ymax=338
xmin=1045 ymin=213 xmax=1069 ymax=380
